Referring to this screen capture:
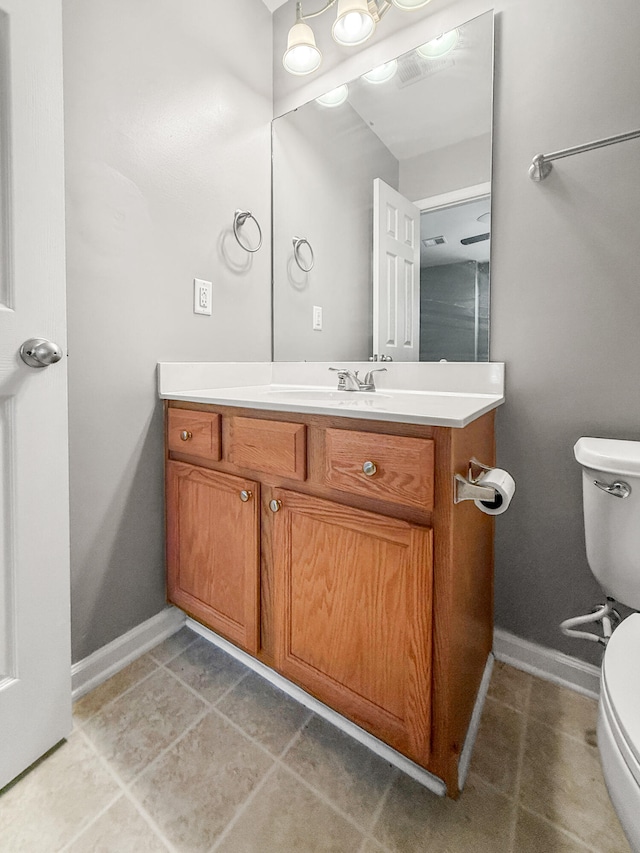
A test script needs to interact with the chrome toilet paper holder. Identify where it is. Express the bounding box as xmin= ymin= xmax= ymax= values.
xmin=453 ymin=458 xmax=497 ymax=504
